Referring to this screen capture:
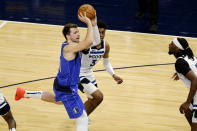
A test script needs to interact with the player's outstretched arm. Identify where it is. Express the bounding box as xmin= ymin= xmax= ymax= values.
xmin=103 ymin=42 xmax=123 ymax=84
xmin=91 ymin=13 xmax=101 ymax=47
